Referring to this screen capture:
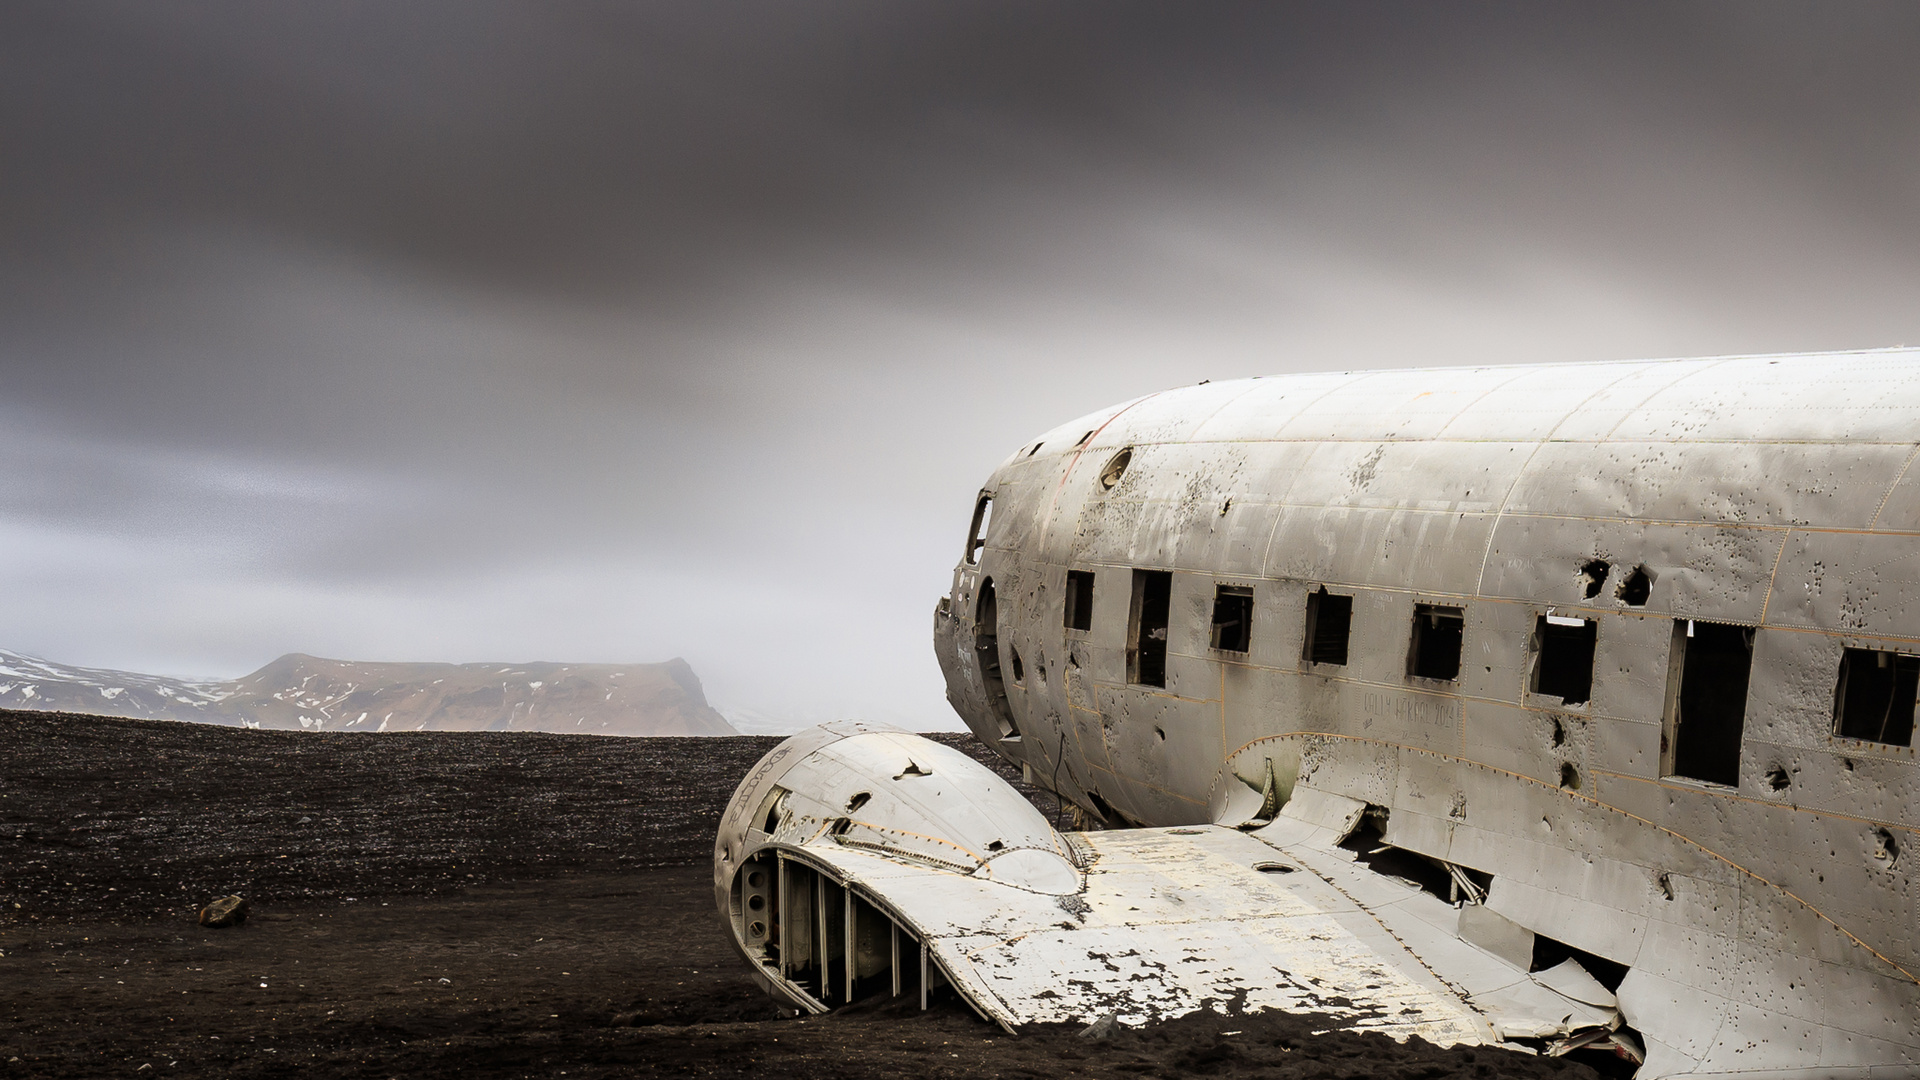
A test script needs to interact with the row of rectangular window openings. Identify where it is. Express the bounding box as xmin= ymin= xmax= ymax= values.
xmin=1051 ymin=570 xmax=1917 ymax=750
